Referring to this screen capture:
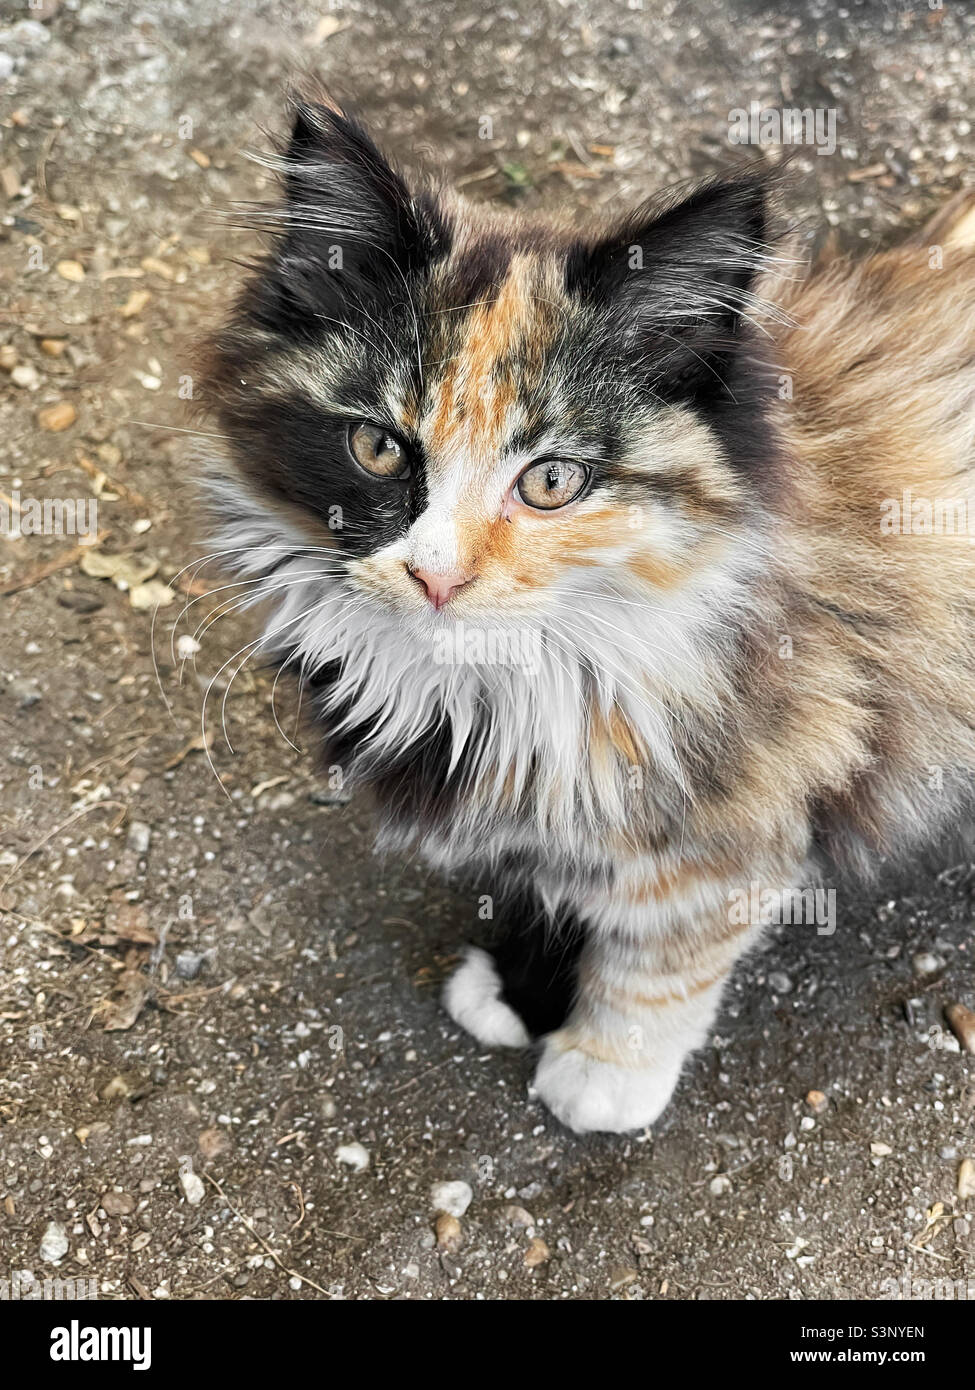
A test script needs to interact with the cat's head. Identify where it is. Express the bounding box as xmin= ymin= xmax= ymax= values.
xmin=203 ymin=94 xmax=782 ymax=719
